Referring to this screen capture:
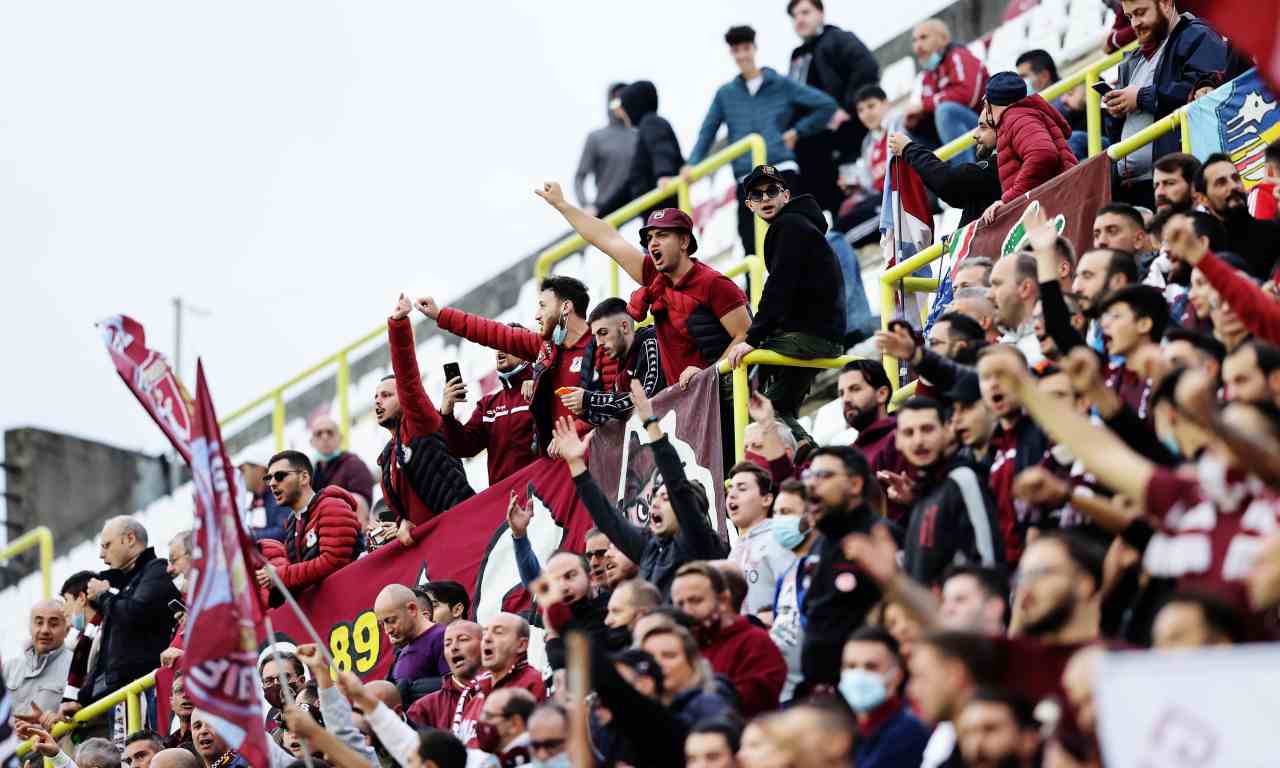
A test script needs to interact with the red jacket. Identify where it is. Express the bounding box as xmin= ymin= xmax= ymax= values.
xmin=1199 ymin=250 xmax=1280 ymax=344
xmin=921 ymin=43 xmax=988 ymax=112
xmin=454 ymin=660 xmax=547 ymax=747
xmin=437 ymin=307 xmax=590 ymax=454
xmin=259 ymin=486 xmax=361 ymax=594
xmin=406 ymin=674 xmax=468 ymax=729
xmin=702 ymin=616 xmax=787 ymax=718
xmin=440 ymin=365 xmax=536 ymax=485
xmin=996 ymin=95 xmax=1078 ymax=202
xmin=381 ymin=316 xmax=445 ymax=525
